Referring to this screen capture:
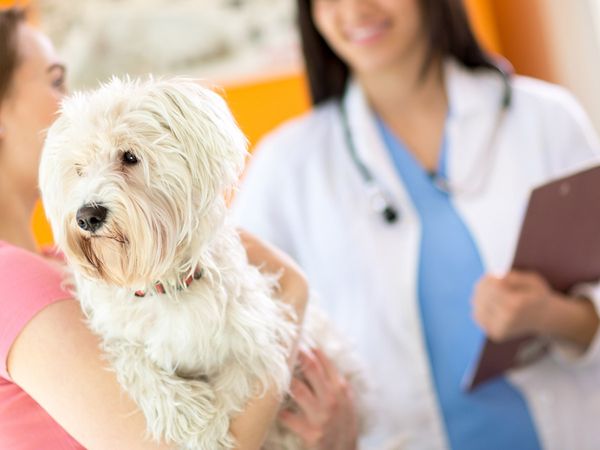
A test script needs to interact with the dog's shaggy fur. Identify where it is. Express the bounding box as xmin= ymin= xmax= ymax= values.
xmin=39 ymin=78 xmax=365 ymax=449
